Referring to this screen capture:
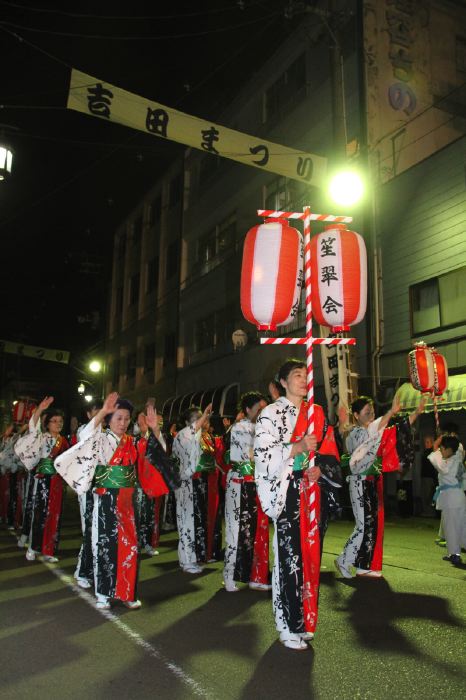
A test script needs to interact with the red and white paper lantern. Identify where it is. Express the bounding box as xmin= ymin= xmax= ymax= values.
xmin=241 ymin=219 xmax=303 ymax=331
xmin=12 ymin=399 xmax=37 ymax=424
xmin=408 ymin=342 xmax=435 ymax=392
xmin=309 ymin=224 xmax=367 ymax=332
xmin=432 ymin=349 xmax=448 ymax=396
